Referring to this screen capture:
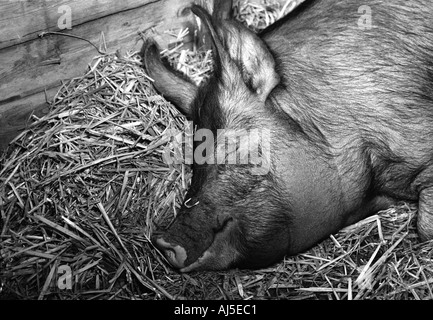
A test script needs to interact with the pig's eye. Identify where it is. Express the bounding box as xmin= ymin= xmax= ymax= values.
xmin=215 ymin=214 xmax=233 ymax=232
